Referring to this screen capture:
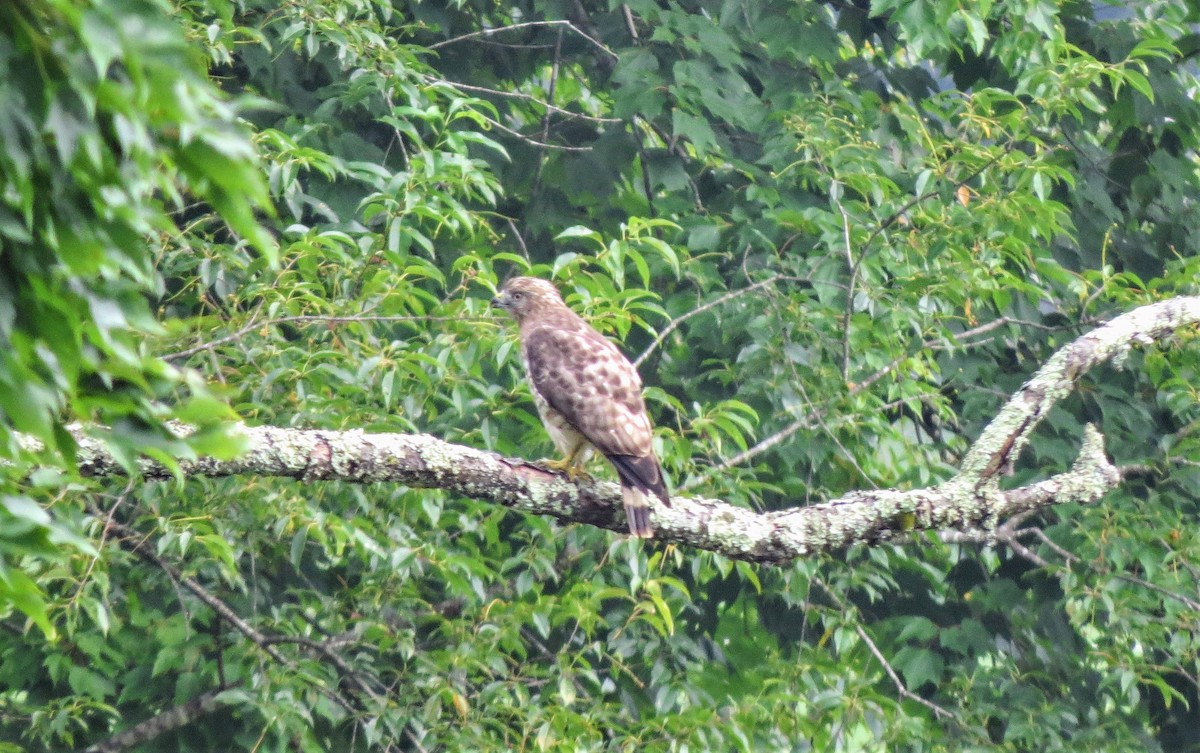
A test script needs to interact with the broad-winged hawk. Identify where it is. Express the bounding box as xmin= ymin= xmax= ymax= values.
xmin=492 ymin=277 xmax=670 ymax=537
